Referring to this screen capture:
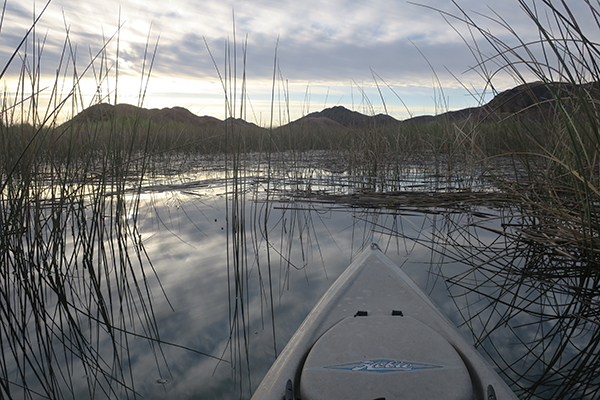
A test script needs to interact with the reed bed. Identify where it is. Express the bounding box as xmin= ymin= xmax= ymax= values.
xmin=0 ymin=12 xmax=225 ymax=400
xmin=433 ymin=0 xmax=600 ymax=261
